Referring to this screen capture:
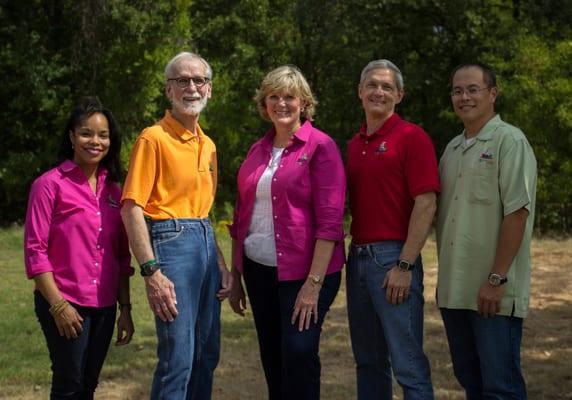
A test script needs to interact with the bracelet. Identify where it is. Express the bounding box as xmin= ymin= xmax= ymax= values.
xmin=139 ymin=259 xmax=157 ymax=269
xmin=49 ymin=298 xmax=69 ymax=317
xmin=118 ymin=303 xmax=132 ymax=311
